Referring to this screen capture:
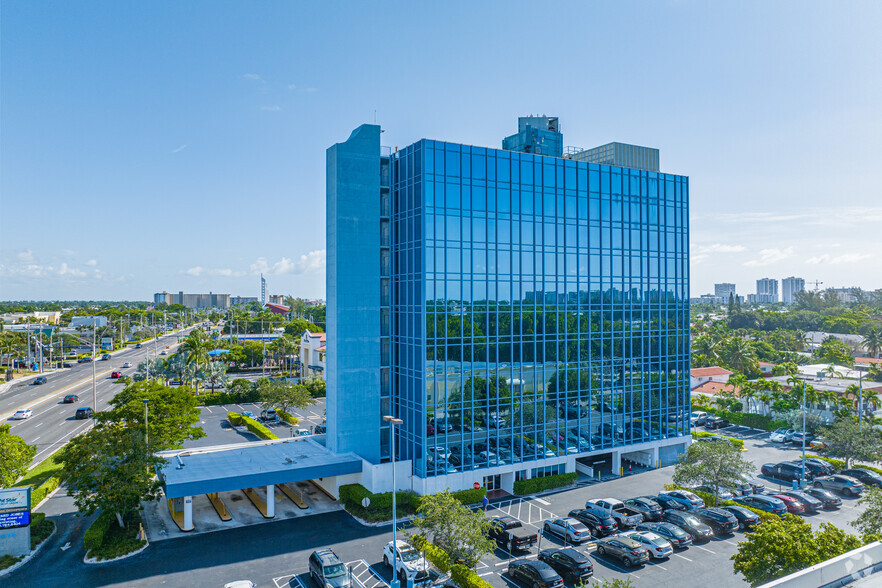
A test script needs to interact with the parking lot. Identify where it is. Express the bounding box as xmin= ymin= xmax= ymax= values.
xmin=188 ymin=398 xmax=327 ymax=448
